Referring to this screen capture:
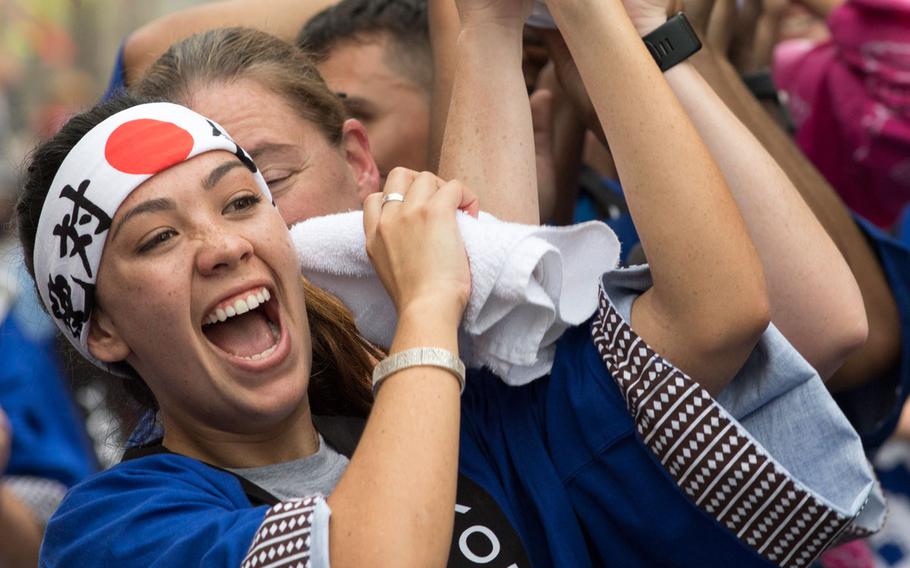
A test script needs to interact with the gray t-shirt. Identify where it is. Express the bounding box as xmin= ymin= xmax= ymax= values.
xmin=228 ymin=435 xmax=349 ymax=501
